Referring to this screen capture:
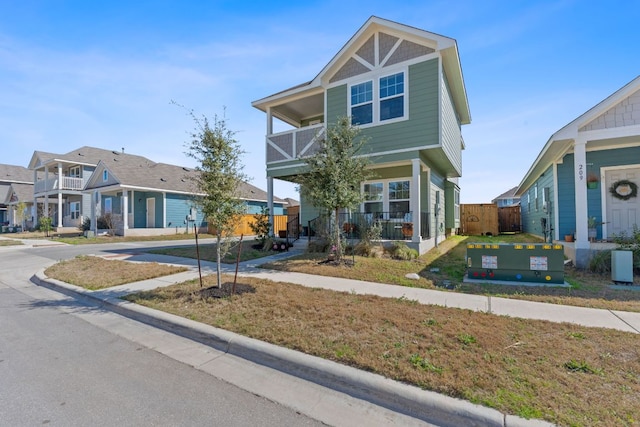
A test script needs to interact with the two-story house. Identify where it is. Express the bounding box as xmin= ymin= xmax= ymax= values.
xmin=252 ymin=16 xmax=470 ymax=253
xmin=0 ymin=164 xmax=35 ymax=228
xmin=28 ymin=146 xmax=288 ymax=236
